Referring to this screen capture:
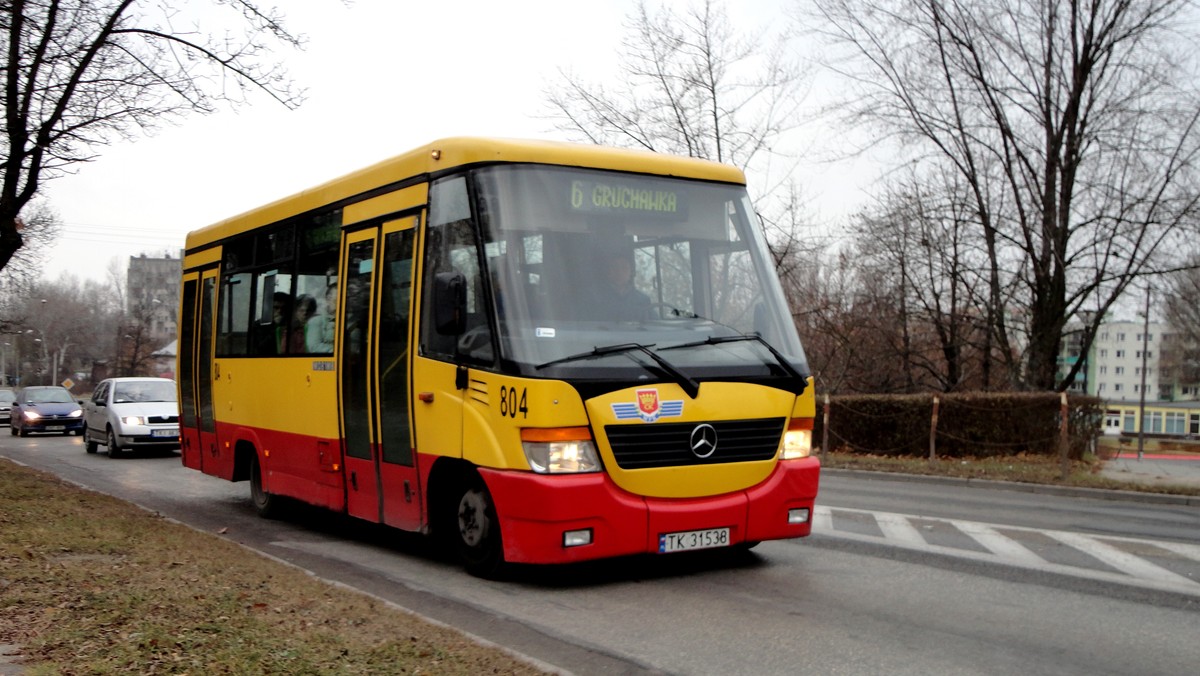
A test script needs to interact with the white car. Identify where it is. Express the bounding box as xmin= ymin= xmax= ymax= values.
xmin=83 ymin=377 xmax=180 ymax=458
